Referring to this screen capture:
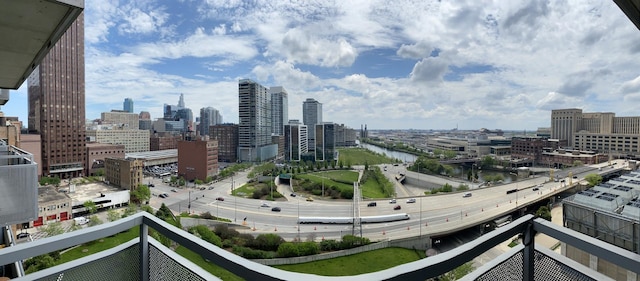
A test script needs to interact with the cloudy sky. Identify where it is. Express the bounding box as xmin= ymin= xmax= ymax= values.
xmin=4 ymin=0 xmax=640 ymax=130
